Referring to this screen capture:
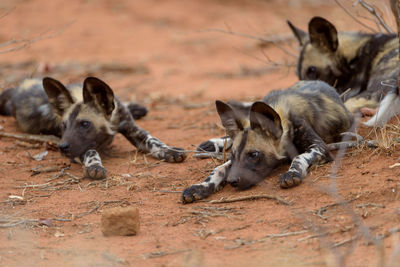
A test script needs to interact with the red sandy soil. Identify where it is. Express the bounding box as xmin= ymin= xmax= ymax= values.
xmin=0 ymin=0 xmax=399 ymax=266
